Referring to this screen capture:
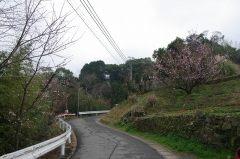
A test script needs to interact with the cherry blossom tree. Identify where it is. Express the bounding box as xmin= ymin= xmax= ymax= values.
xmin=154 ymin=33 xmax=227 ymax=94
